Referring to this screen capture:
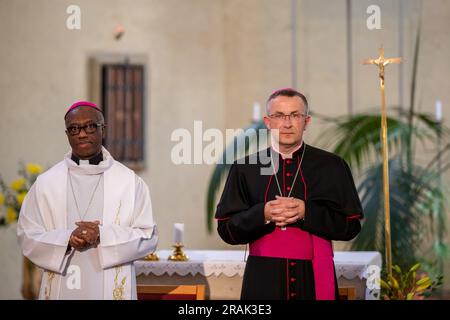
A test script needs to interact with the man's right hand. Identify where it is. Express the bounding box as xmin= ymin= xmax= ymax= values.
xmin=69 ymin=233 xmax=87 ymax=251
xmin=264 ymin=199 xmax=285 ymax=223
